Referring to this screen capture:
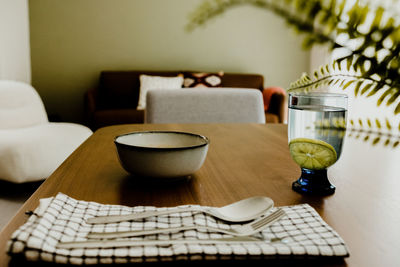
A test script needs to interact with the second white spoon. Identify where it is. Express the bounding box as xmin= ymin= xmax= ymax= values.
xmin=87 ymin=196 xmax=274 ymax=224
